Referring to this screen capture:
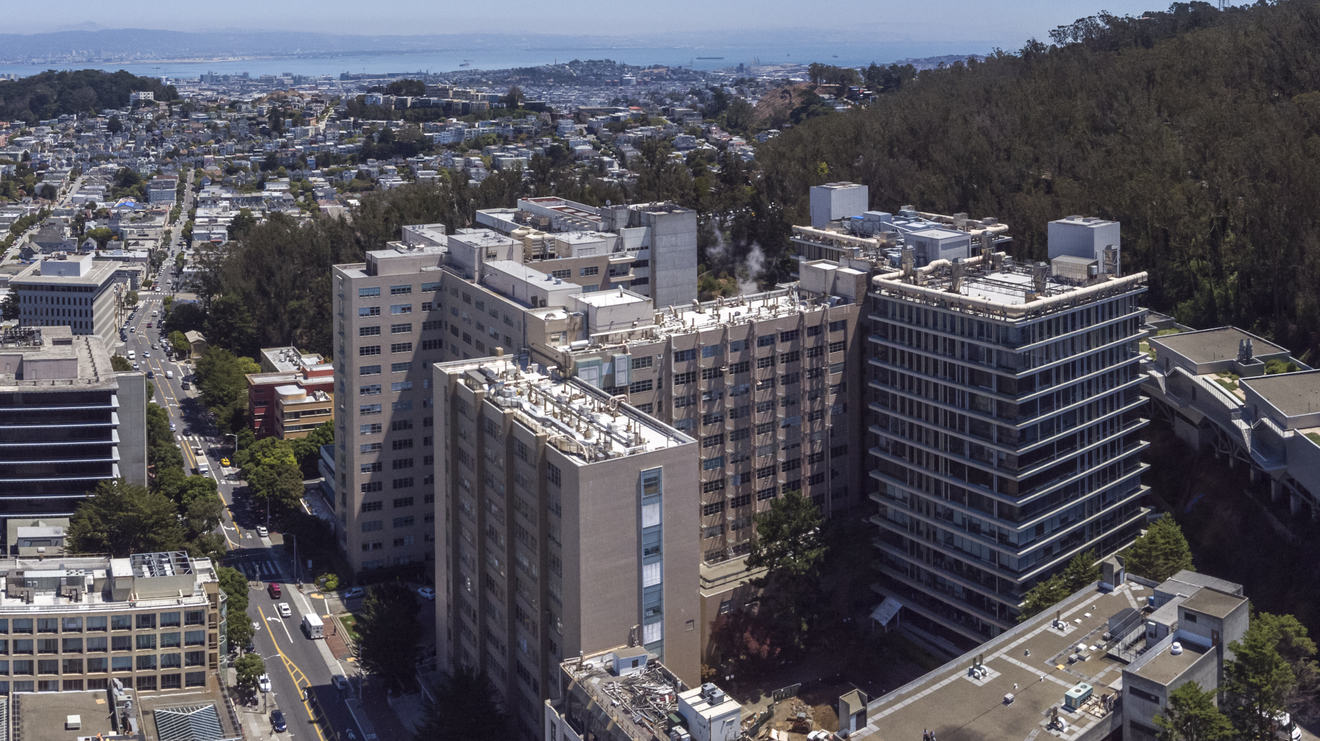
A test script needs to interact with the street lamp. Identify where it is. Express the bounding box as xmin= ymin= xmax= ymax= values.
xmin=287 ymin=533 xmax=299 ymax=586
